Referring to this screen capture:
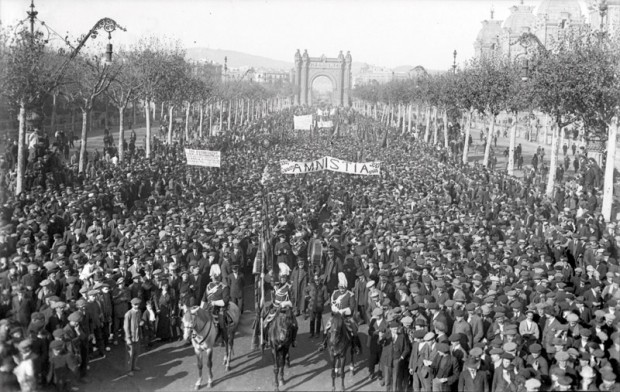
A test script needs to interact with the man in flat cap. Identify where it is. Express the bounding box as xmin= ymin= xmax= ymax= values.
xmin=430 ymin=342 xmax=459 ymax=392
xmin=123 ymin=298 xmax=143 ymax=376
xmin=458 ymin=357 xmax=488 ymax=392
